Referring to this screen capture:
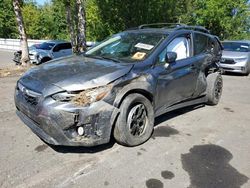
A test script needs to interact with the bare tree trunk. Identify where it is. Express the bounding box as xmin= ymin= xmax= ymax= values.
xmin=13 ymin=0 xmax=30 ymax=66
xmin=65 ymin=0 xmax=77 ymax=53
xmin=76 ymin=0 xmax=87 ymax=53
